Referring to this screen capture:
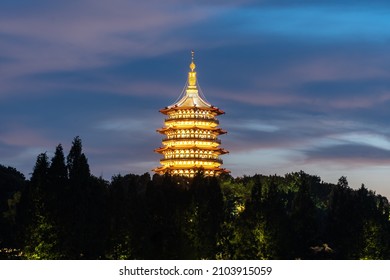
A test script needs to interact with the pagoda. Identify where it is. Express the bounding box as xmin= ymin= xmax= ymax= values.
xmin=153 ymin=52 xmax=229 ymax=177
